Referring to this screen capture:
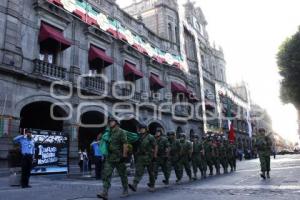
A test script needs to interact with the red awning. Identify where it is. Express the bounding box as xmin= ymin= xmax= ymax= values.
xmin=171 ymin=82 xmax=188 ymax=95
xmin=89 ymin=46 xmax=113 ymax=69
xmin=124 ymin=62 xmax=144 ymax=81
xmin=205 ymin=101 xmax=215 ymax=110
xmin=38 ymin=23 xmax=71 ymax=51
xmin=150 ymin=74 xmax=164 ymax=90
